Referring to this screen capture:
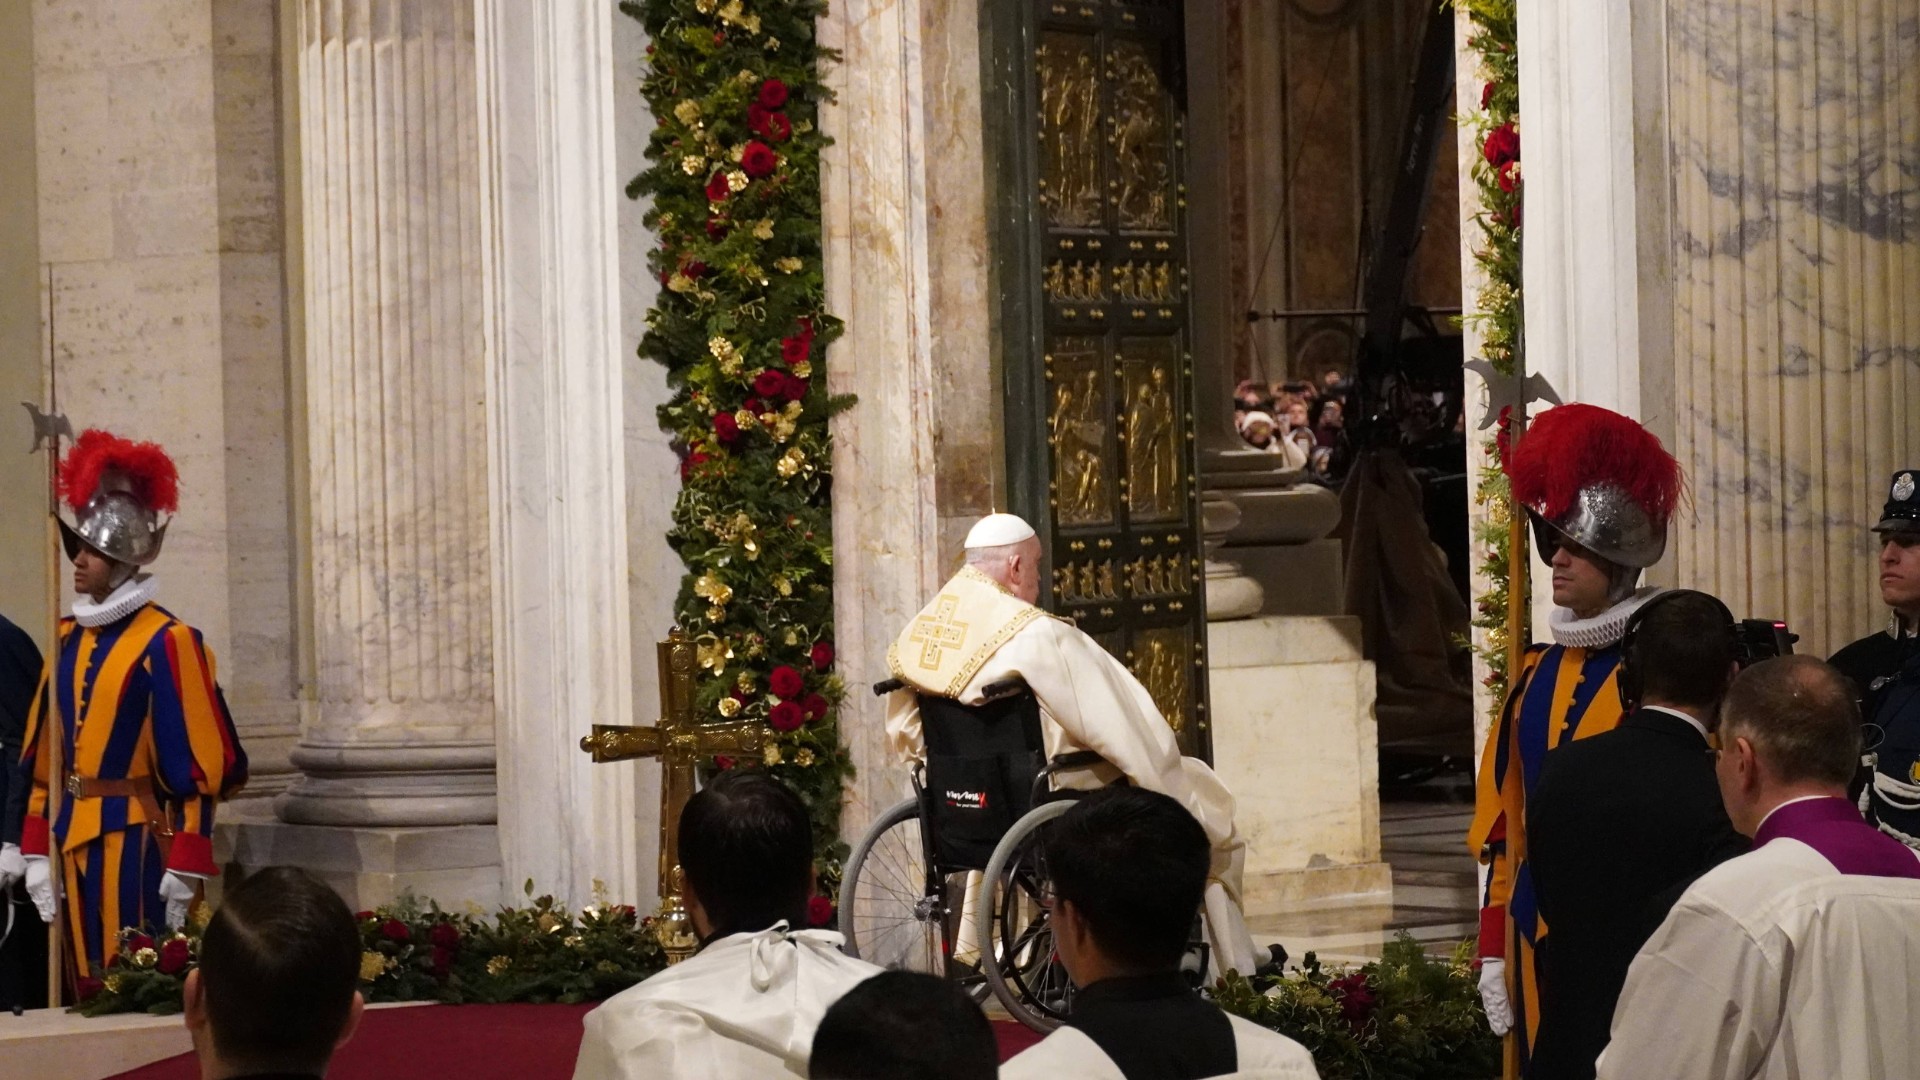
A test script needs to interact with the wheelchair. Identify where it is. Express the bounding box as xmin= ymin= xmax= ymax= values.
xmin=838 ymin=676 xmax=1137 ymax=1032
